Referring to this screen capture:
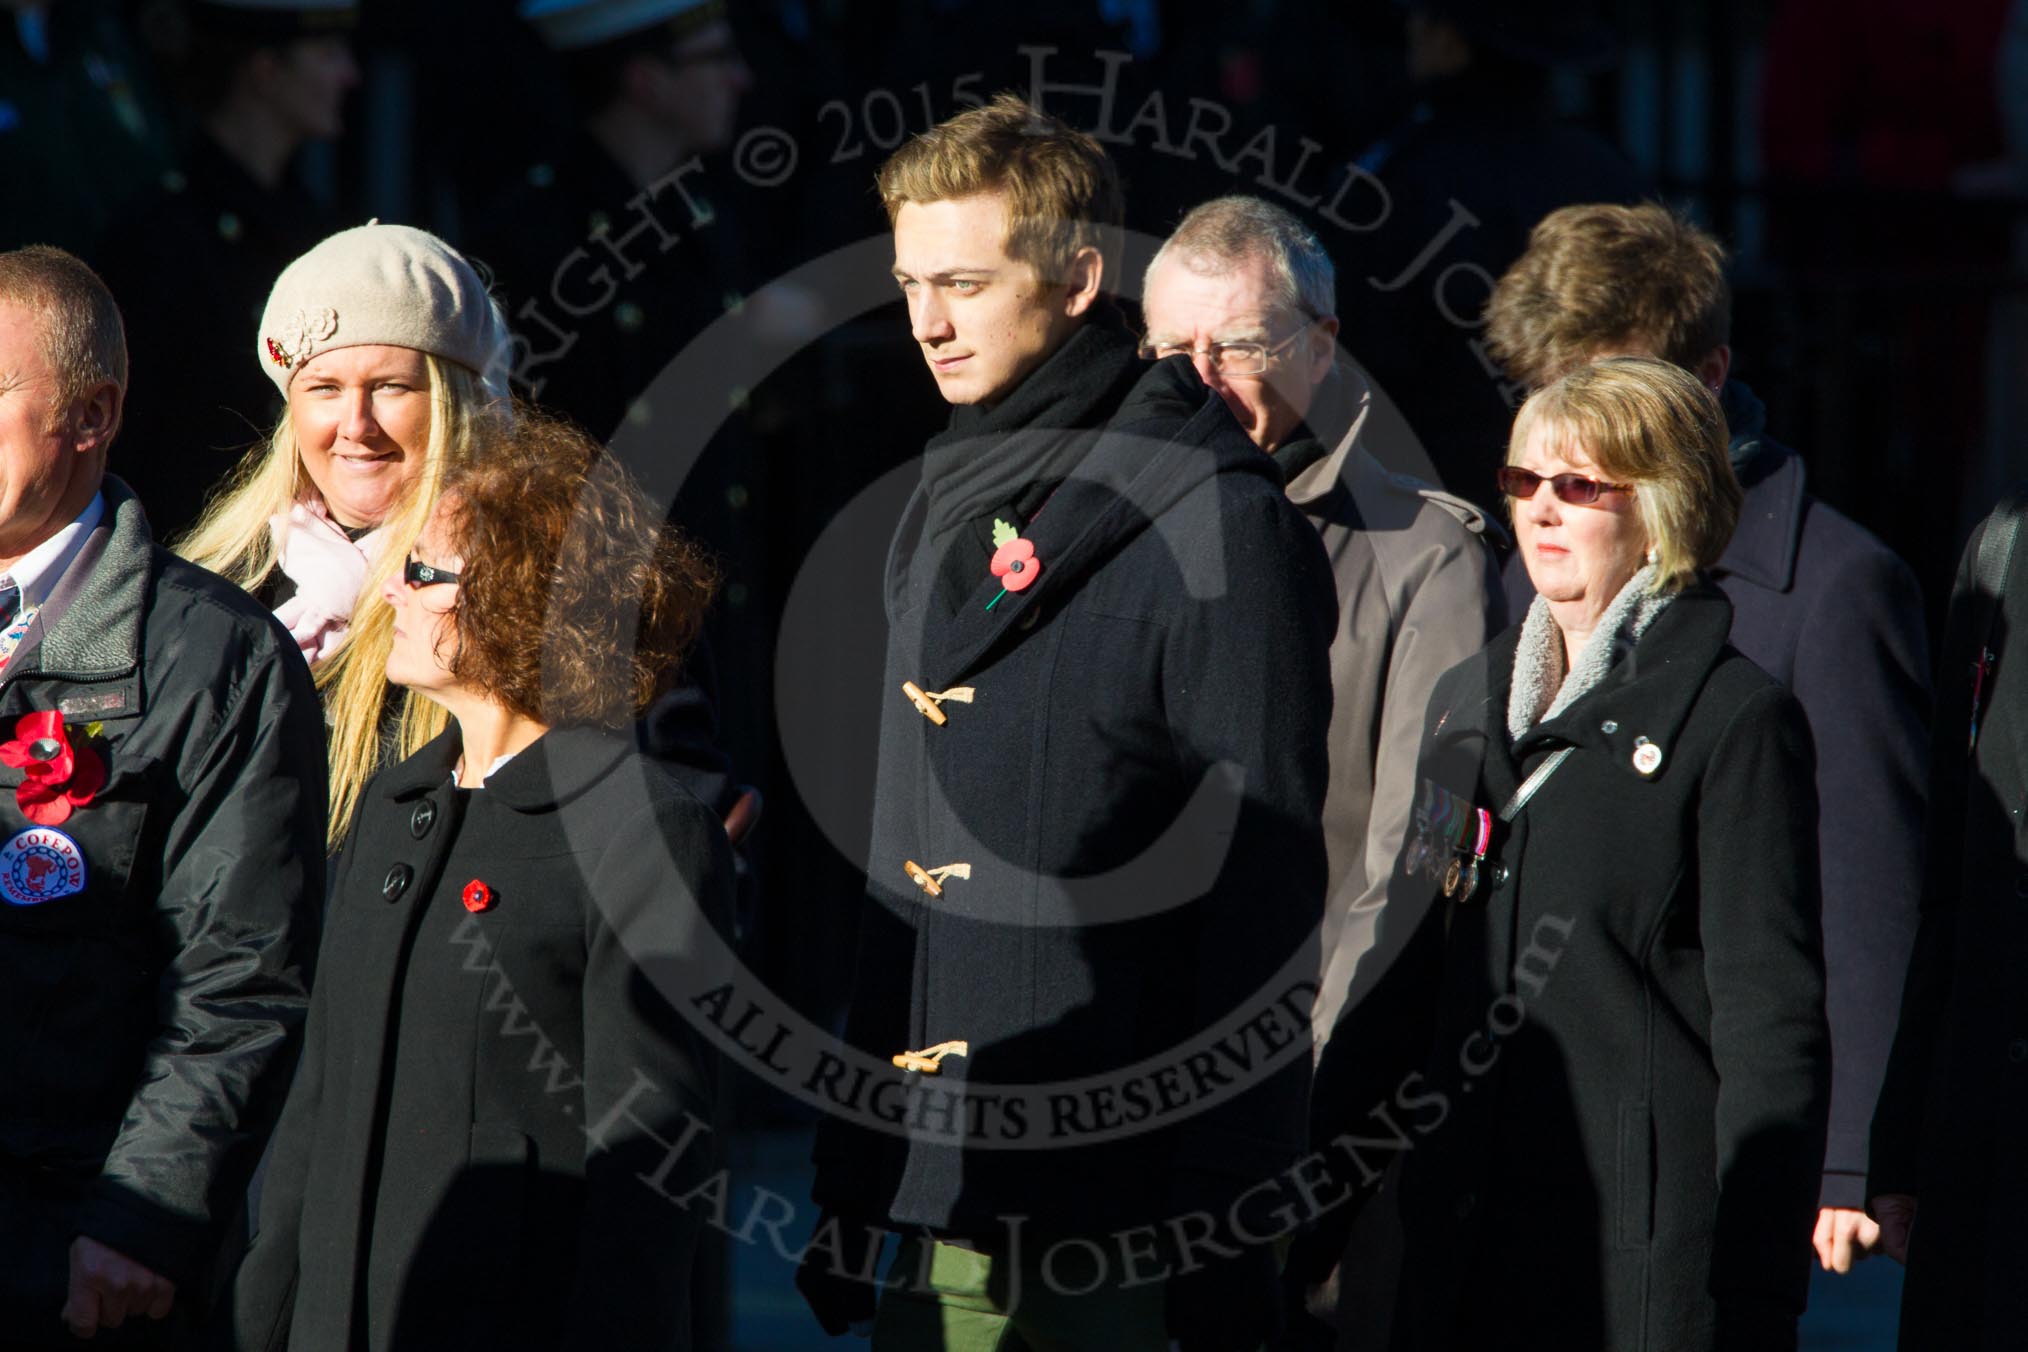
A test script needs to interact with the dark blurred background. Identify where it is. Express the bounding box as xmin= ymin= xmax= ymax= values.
xmin=6 ymin=0 xmax=2024 ymax=1136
